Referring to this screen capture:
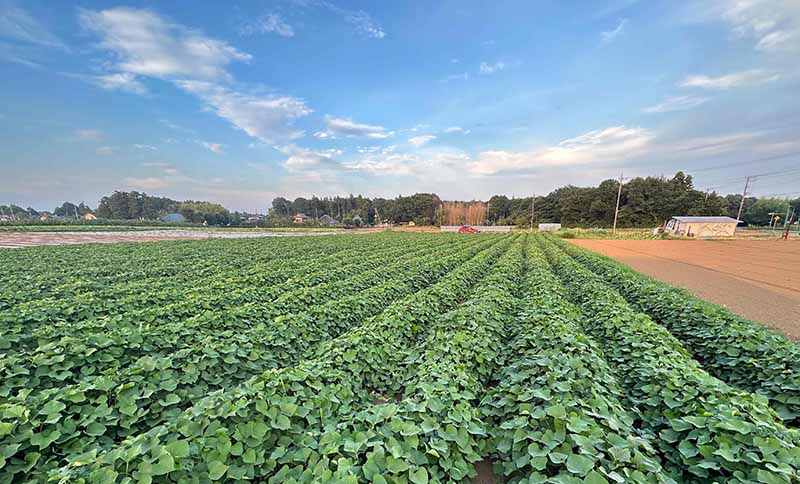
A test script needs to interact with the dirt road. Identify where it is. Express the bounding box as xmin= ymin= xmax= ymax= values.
xmin=570 ymin=239 xmax=800 ymax=339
